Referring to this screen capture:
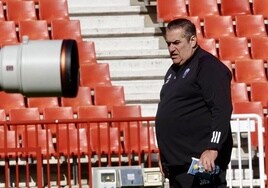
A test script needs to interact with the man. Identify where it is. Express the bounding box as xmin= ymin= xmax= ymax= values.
xmin=155 ymin=18 xmax=233 ymax=188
